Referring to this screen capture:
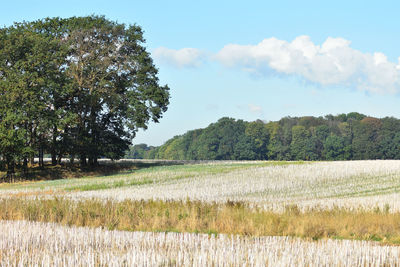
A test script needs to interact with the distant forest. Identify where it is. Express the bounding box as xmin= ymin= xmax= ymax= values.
xmin=126 ymin=113 xmax=400 ymax=161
